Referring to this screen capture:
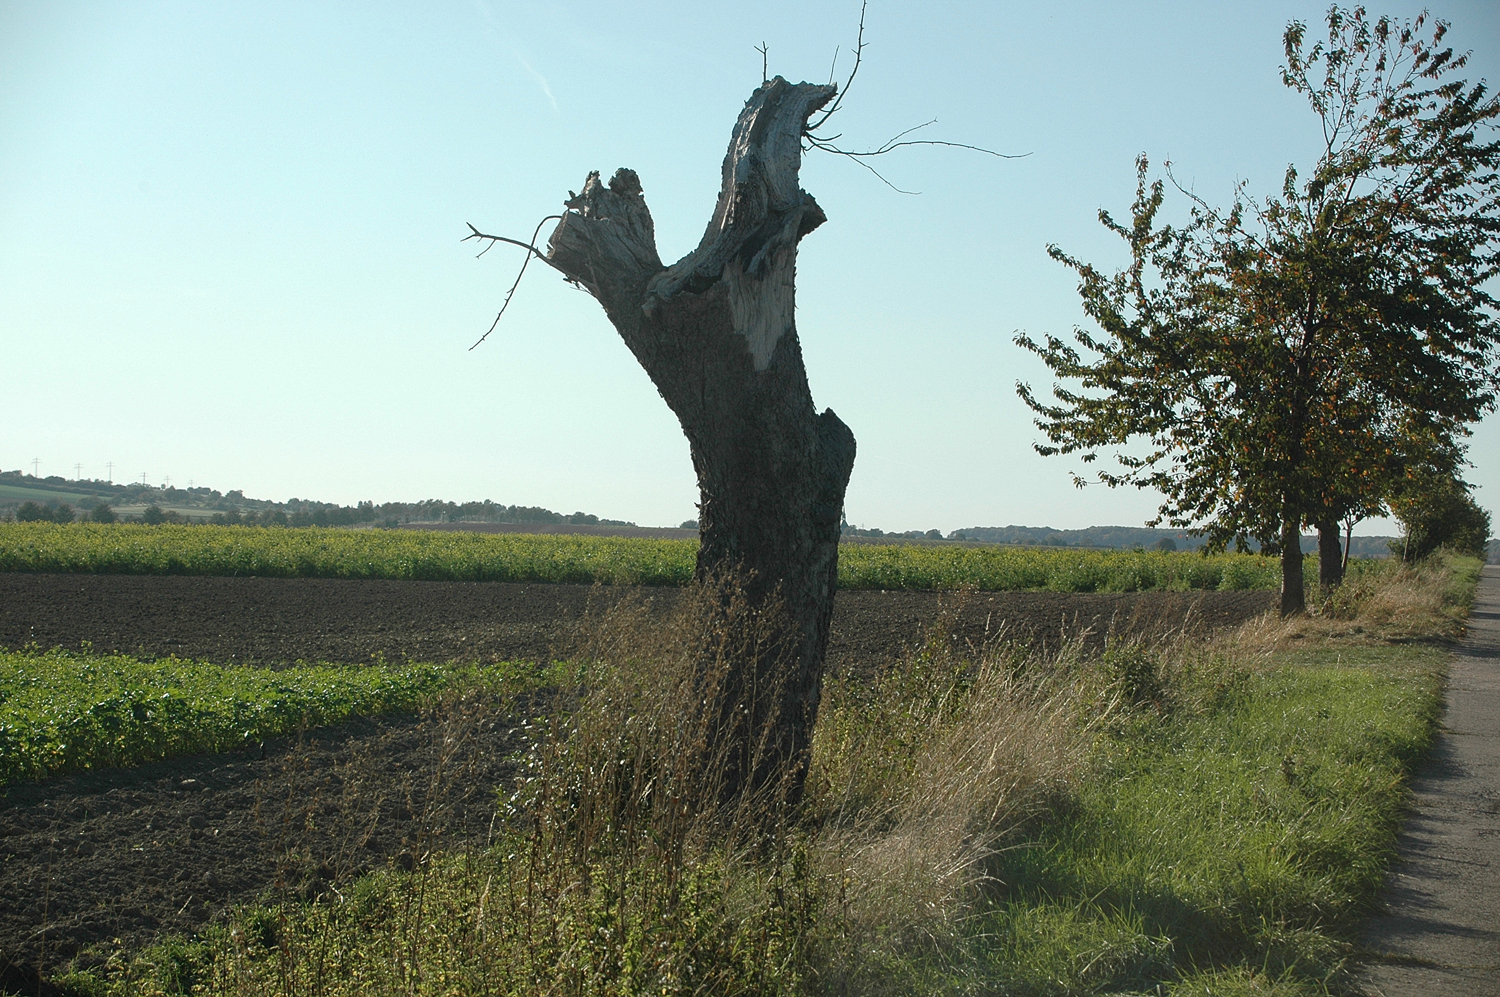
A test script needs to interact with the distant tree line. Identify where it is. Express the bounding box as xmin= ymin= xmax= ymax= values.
xmin=841 ymin=521 xmax=946 ymax=541
xmin=0 ymin=471 xmax=631 ymax=530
